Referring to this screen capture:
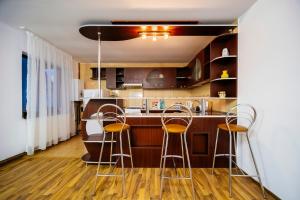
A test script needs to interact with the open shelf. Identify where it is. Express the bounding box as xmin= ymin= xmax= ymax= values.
xmin=210 ymin=77 xmax=237 ymax=82
xmin=210 ymin=55 xmax=237 ymax=63
xmin=210 ymin=33 xmax=237 ymax=97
